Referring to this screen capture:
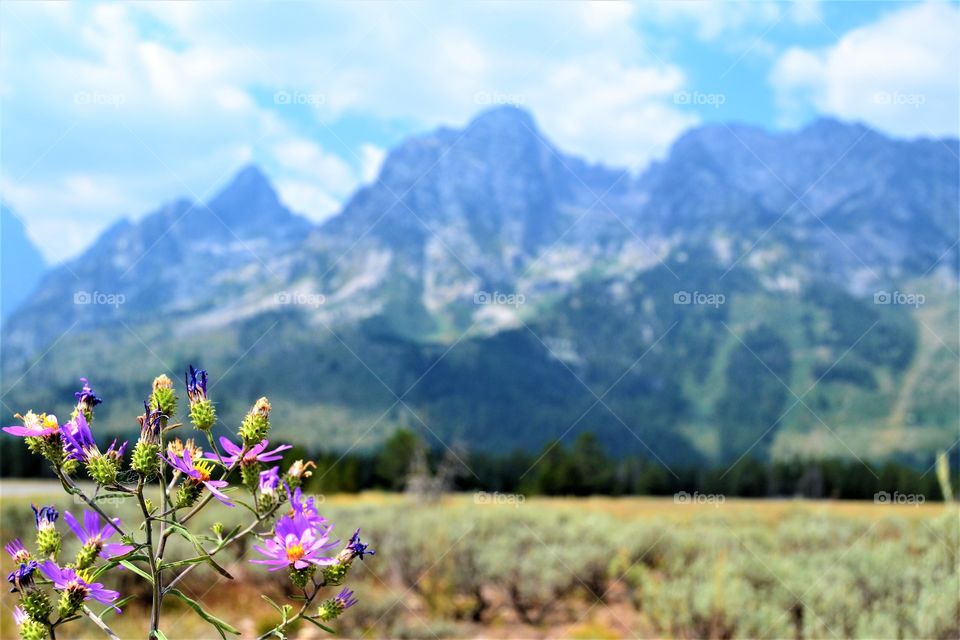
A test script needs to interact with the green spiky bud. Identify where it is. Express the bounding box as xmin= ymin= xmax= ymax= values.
xmin=74 ymin=541 xmax=102 ymax=571
xmin=322 ymin=562 xmax=350 ymax=586
xmin=21 ymin=591 xmax=51 ymax=623
xmin=189 ymin=398 xmax=216 ymax=432
xmin=36 ymin=528 xmax=60 ymax=558
xmin=145 ymin=498 xmax=154 ymax=513
xmin=316 ymin=598 xmax=344 ymax=622
xmin=176 ymin=480 xmax=203 ymax=508
xmin=212 ymin=522 xmax=224 ymax=538
xmin=85 ymin=452 xmax=118 ymax=486
xmin=257 ymin=492 xmax=277 ymax=513
xmin=25 ymin=435 xmax=45 ymax=457
xmin=241 ymin=462 xmax=261 ymax=491
xmin=18 ymin=617 xmax=47 ymax=640
xmin=131 ymin=441 xmax=160 ymax=476
xmin=150 ymin=375 xmax=177 ymax=422
xmin=57 ymin=586 xmax=85 ymax=618
xmin=61 ymin=457 xmax=79 ymax=477
xmin=288 ymin=564 xmax=315 ymax=589
xmin=239 ymin=397 xmax=271 ymax=446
